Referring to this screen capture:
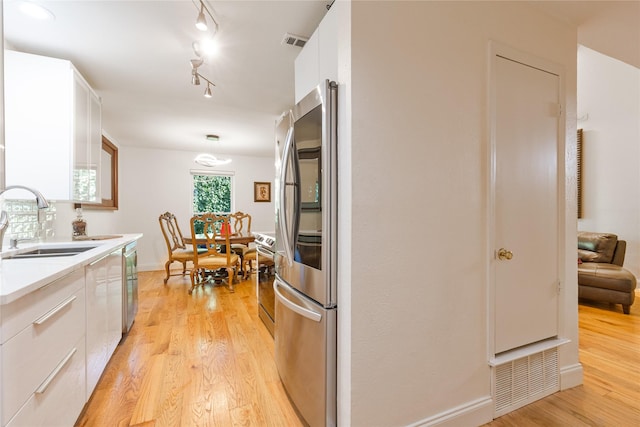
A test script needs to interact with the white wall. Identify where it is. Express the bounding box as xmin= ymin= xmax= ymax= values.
xmin=339 ymin=1 xmax=579 ymax=425
xmin=52 ymin=144 xmax=276 ymax=272
xmin=577 ymin=45 xmax=640 ymax=279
